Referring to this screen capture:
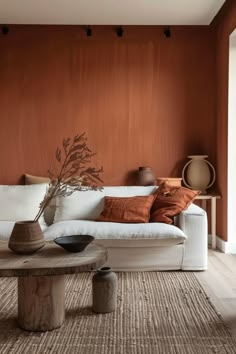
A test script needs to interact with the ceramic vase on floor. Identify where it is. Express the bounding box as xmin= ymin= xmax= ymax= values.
xmin=182 ymin=155 xmax=216 ymax=194
xmin=8 ymin=221 xmax=45 ymax=254
xmin=92 ymin=267 xmax=118 ymax=313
